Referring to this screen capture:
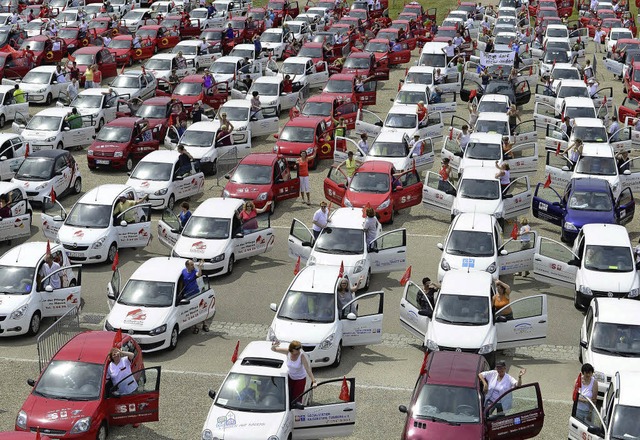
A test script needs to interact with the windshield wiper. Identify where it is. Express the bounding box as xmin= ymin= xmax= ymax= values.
xmin=449 ymin=249 xmax=475 ymax=256
xmin=436 ymin=317 xmax=455 ymax=324
xmin=423 ymin=415 xmax=461 ymax=425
